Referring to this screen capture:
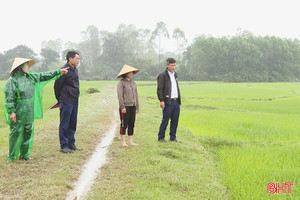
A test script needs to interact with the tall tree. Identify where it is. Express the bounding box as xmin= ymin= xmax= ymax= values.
xmin=4 ymin=45 xmax=37 ymax=60
xmin=40 ymin=48 xmax=60 ymax=71
xmin=0 ymin=53 xmax=8 ymax=79
xmin=100 ymin=32 xmax=127 ymax=79
xmin=62 ymin=42 xmax=79 ymax=61
xmin=137 ymin=28 xmax=156 ymax=57
xmin=41 ymin=39 xmax=63 ymax=59
xmin=99 ymin=24 xmax=144 ymax=79
xmin=172 ymin=28 xmax=188 ymax=56
xmin=151 ymin=22 xmax=169 ymax=62
xmin=2 ymin=45 xmax=37 ymax=77
xmin=78 ymin=25 xmax=102 ymax=78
